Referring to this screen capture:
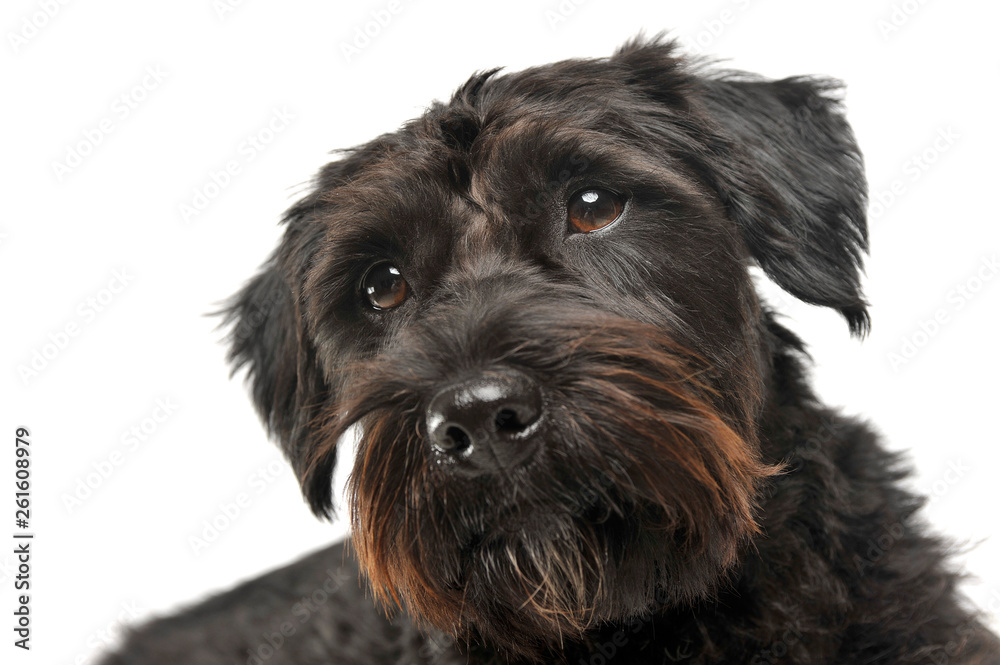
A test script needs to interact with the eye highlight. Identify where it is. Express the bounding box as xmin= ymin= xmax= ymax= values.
xmin=361 ymin=262 xmax=409 ymax=310
xmin=567 ymin=188 xmax=625 ymax=233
